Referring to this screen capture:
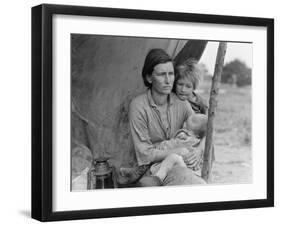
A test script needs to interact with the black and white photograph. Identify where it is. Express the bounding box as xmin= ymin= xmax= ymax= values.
xmin=70 ymin=34 xmax=253 ymax=190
